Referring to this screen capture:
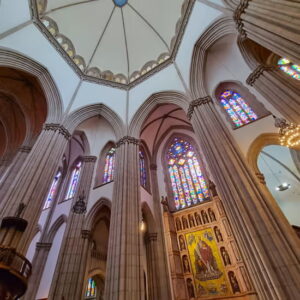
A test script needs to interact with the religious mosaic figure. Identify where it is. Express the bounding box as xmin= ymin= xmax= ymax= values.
xmin=214 ymin=226 xmax=223 ymax=242
xmin=188 ymin=214 xmax=195 ymax=227
xmin=201 ymin=210 xmax=209 ymax=224
xmin=179 ymin=235 xmax=186 ymax=250
xmin=194 ymin=238 xmax=222 ymax=281
xmin=228 ymin=271 xmax=241 ymax=294
xmin=186 ymin=278 xmax=195 ymax=298
xmin=176 ymin=218 xmax=182 ymax=231
xmin=182 ymin=216 xmax=189 ymax=229
xmin=195 ymin=212 xmax=202 ymax=226
xmin=208 ymin=208 xmax=216 ymax=222
xmin=183 ymin=255 xmax=190 ymax=273
xmin=221 ymin=247 xmax=231 ymax=266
